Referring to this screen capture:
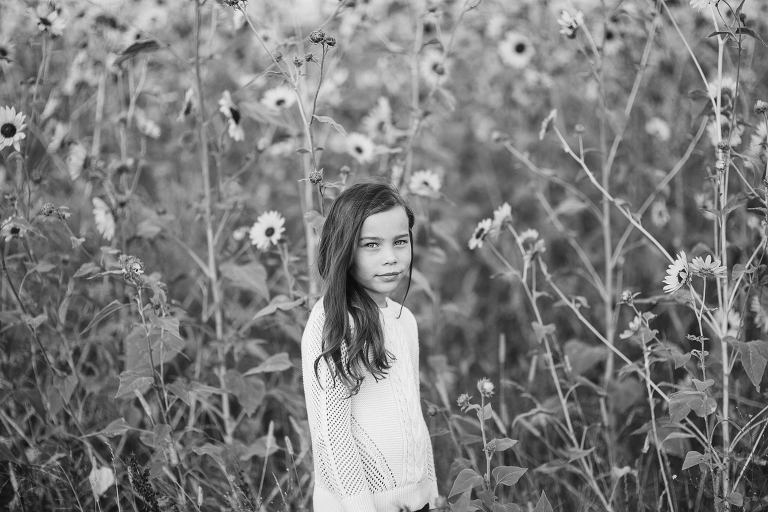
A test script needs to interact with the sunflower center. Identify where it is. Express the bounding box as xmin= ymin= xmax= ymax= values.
xmin=39 ymin=17 xmax=53 ymax=27
xmin=432 ymin=63 xmax=445 ymax=75
xmin=10 ymin=227 xmax=20 ymax=235
xmin=230 ymin=108 xmax=241 ymax=124
xmin=355 ymin=145 xmax=363 ymax=154
xmin=265 ymin=227 xmax=275 ymax=237
xmin=423 ymin=180 xmax=430 ymax=188
xmin=515 ymin=43 xmax=526 ymax=53
xmin=276 ymin=99 xmax=285 ymax=107
xmin=1 ymin=123 xmax=16 ymax=138
xmin=0 ymin=48 xmax=7 ymax=58
xmin=476 ymin=228 xmax=485 ymax=238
